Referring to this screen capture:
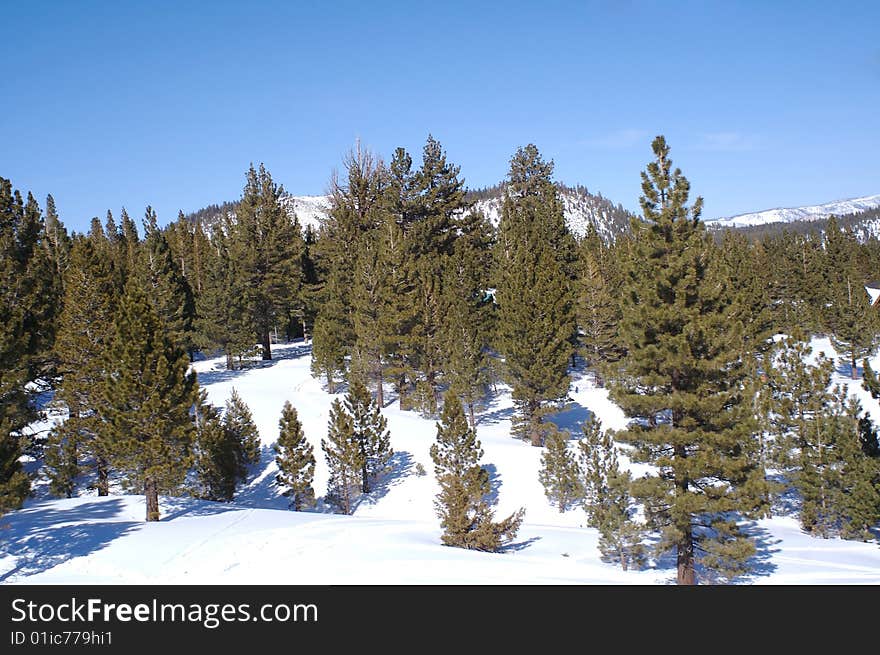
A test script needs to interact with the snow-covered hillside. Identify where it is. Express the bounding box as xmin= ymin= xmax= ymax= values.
xmin=709 ymin=194 xmax=880 ymax=228
xmin=193 ymin=185 xmax=633 ymax=242
xmin=3 ymin=339 xmax=880 ymax=585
